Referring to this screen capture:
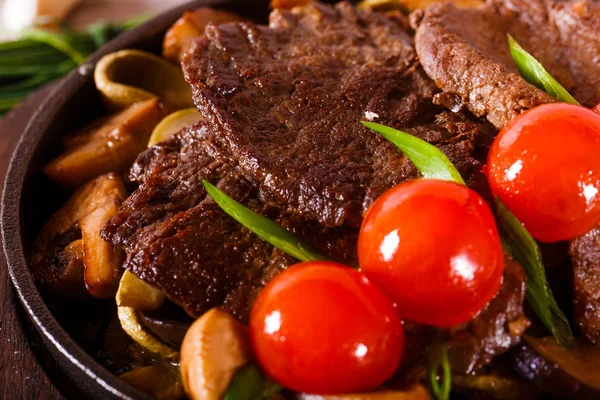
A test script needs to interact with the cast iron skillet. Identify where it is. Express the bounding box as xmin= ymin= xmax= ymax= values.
xmin=1 ymin=1 xmax=271 ymax=398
